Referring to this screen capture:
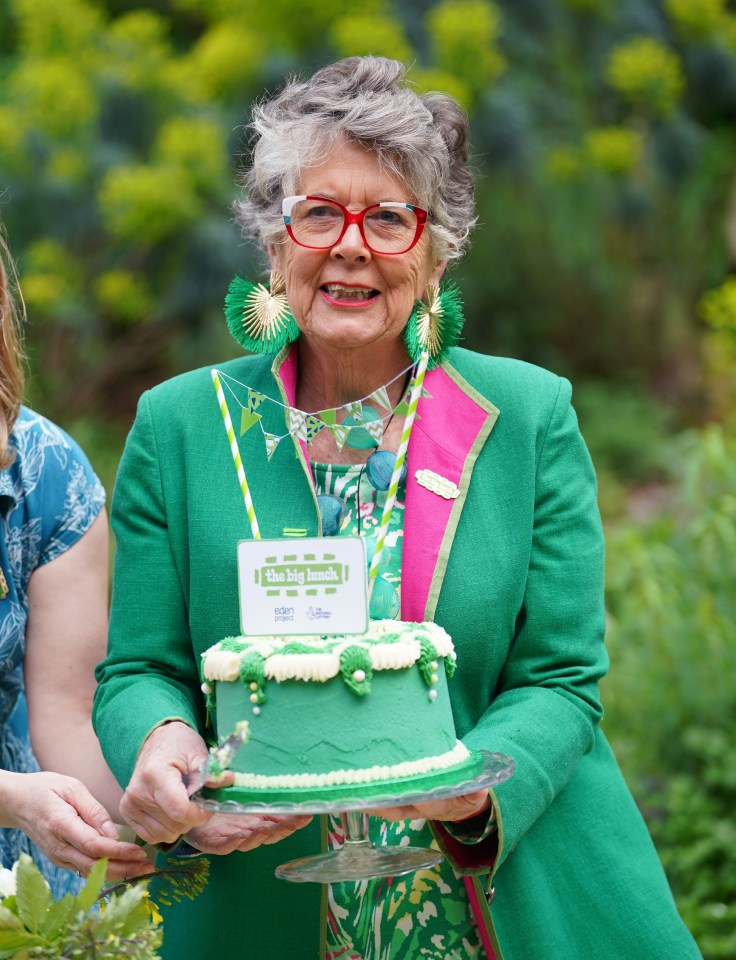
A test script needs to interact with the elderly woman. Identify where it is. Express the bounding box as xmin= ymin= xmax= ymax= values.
xmin=94 ymin=58 xmax=700 ymax=960
xmin=0 ymin=227 xmax=153 ymax=892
